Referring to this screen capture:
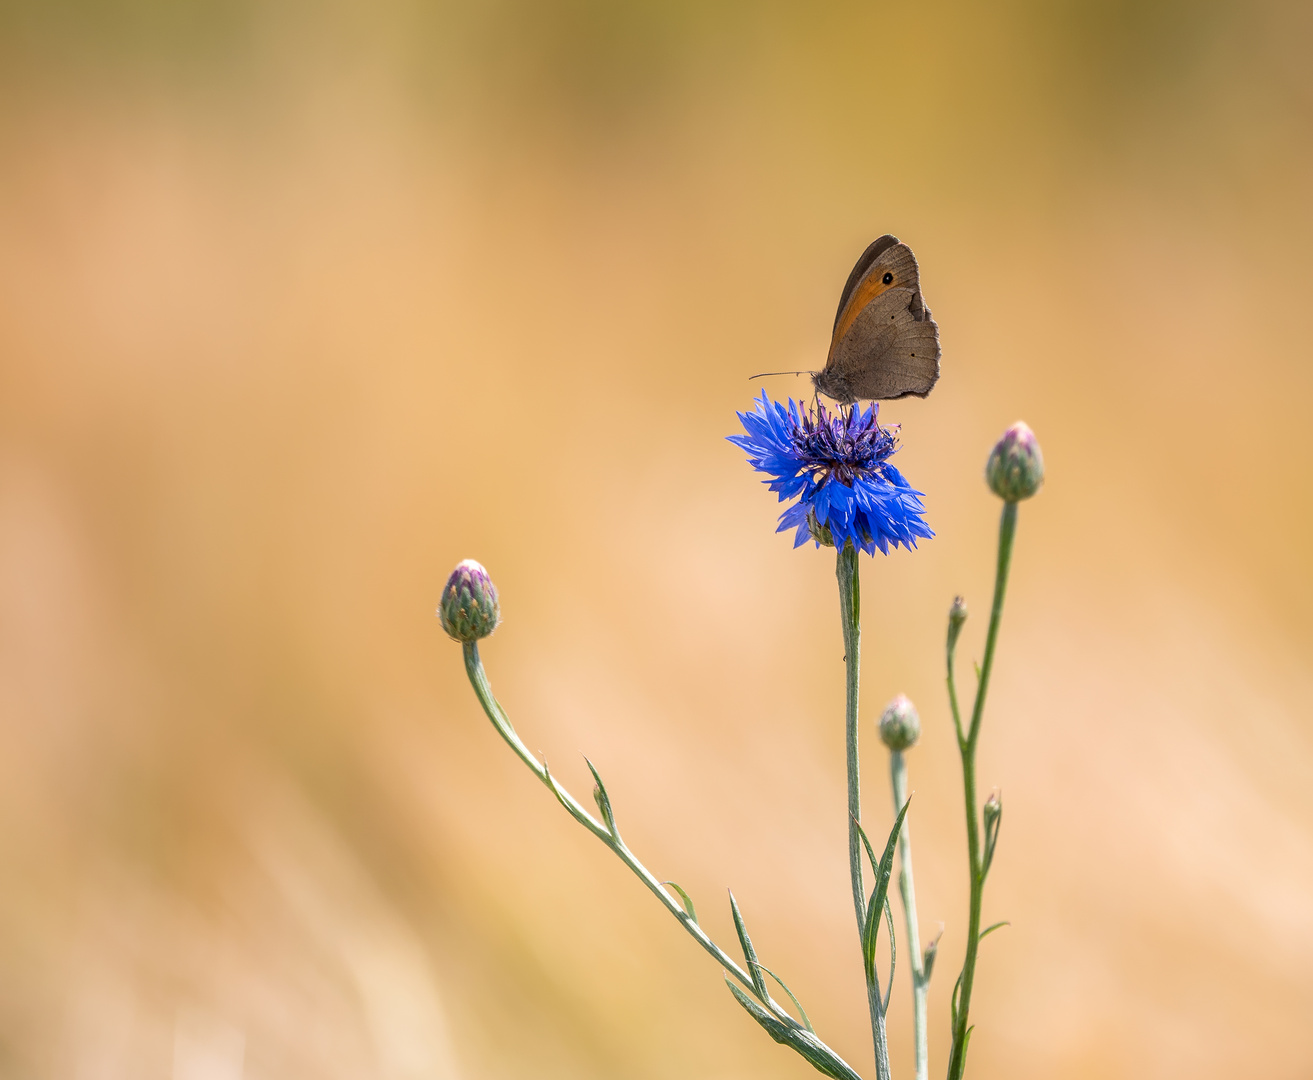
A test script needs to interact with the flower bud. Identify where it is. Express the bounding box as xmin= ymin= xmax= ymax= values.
xmin=922 ymin=929 xmax=943 ymax=984
xmin=947 ymin=594 xmax=968 ymax=652
xmin=985 ymin=422 xmax=1044 ymax=502
xmin=879 ymin=693 xmax=921 ymax=751
xmin=438 ymin=559 xmax=501 ymax=642
xmin=982 ymin=789 xmax=1003 ymax=877
xmin=806 ymin=509 xmax=835 ymax=548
